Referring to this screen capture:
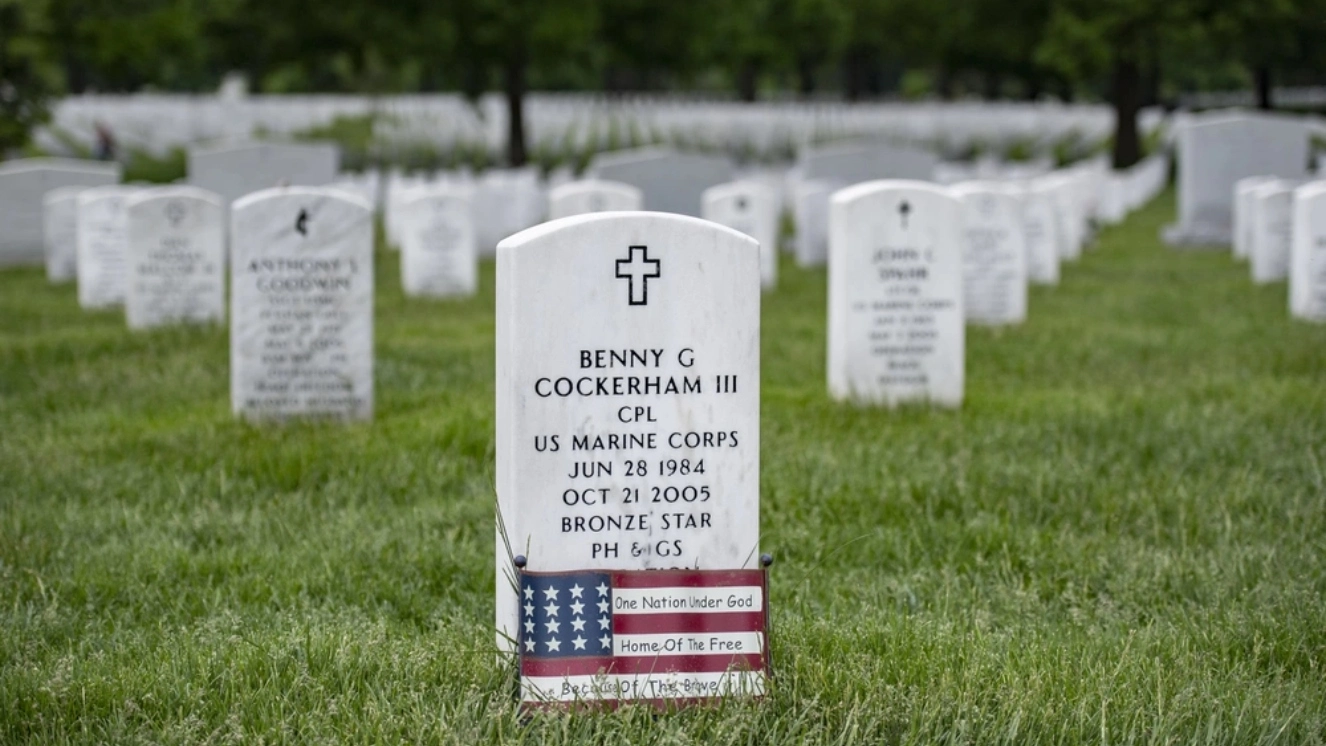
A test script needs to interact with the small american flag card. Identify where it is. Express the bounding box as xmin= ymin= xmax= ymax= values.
xmin=517 ymin=568 xmax=769 ymax=707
